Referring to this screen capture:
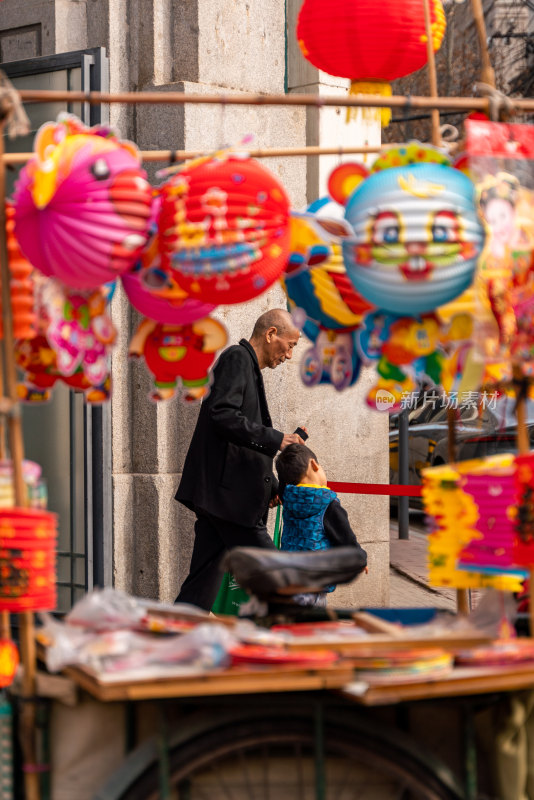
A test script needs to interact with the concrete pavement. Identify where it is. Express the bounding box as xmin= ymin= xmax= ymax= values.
xmin=389 ymin=520 xmax=462 ymax=612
